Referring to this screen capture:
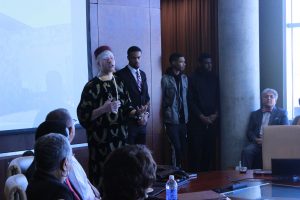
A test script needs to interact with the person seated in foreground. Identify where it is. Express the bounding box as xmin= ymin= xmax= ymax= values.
xmin=25 ymin=120 xmax=70 ymax=180
xmin=26 ymin=133 xmax=75 ymax=200
xmin=46 ymin=108 xmax=100 ymax=199
xmin=26 ymin=108 xmax=100 ymax=200
xmin=241 ymin=88 xmax=289 ymax=169
xmin=102 ymin=145 xmax=157 ymax=200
